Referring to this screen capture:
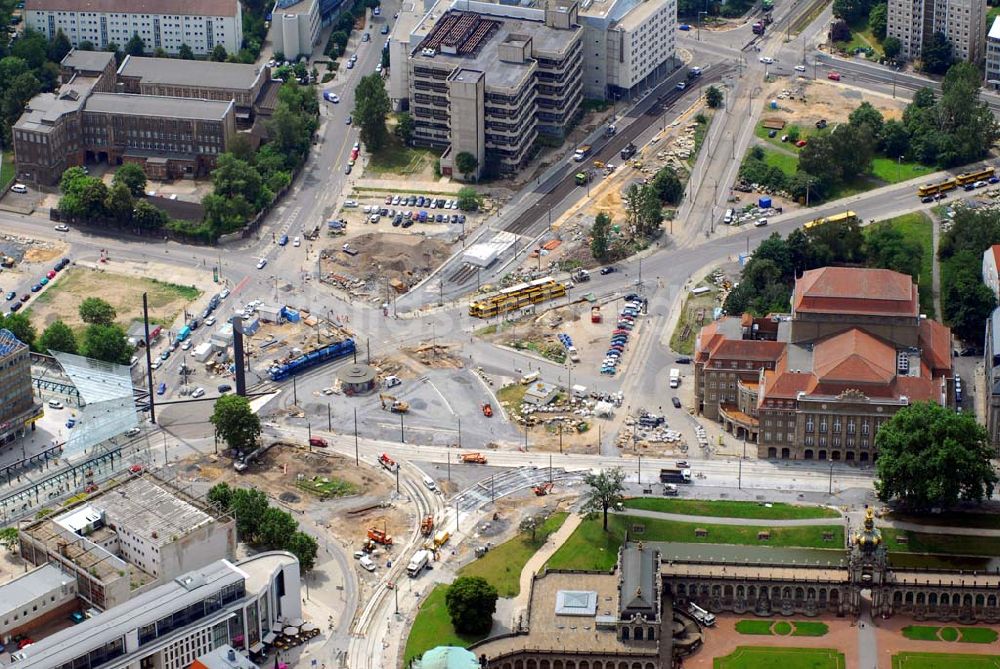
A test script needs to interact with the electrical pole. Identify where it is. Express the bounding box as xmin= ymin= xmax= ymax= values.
xmin=354 ymin=408 xmax=359 ymax=466
xmin=327 ymin=403 xmax=332 ymax=431
xmin=399 ymin=413 xmax=405 ymax=443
